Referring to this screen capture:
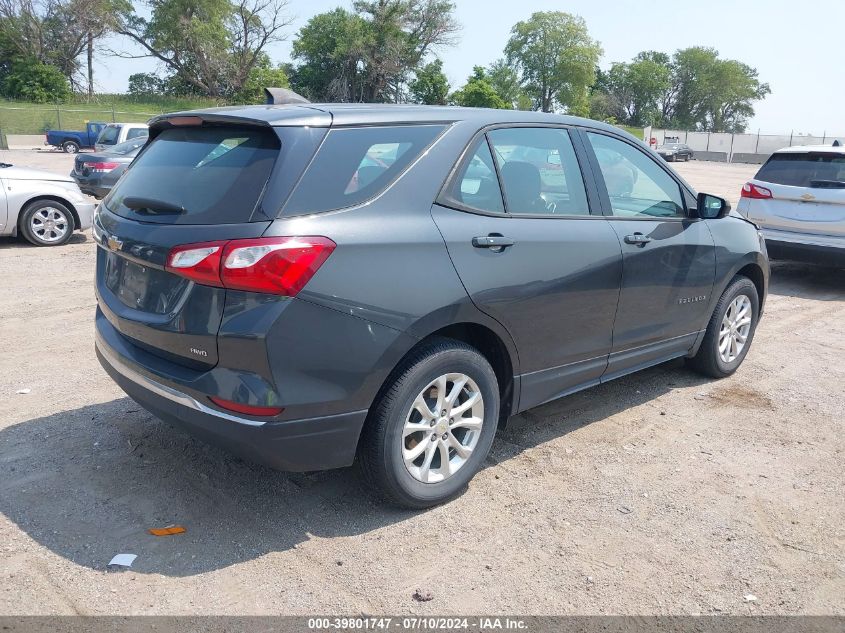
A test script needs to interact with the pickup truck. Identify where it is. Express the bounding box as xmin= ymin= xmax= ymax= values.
xmin=45 ymin=122 xmax=107 ymax=154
